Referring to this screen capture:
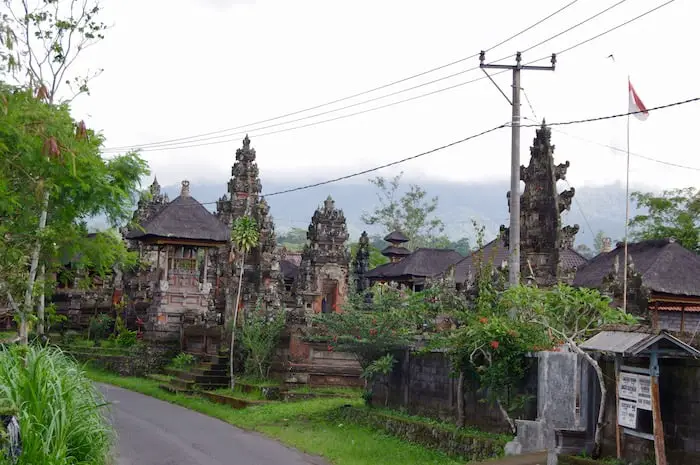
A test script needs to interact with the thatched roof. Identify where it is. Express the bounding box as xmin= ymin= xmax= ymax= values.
xmin=280 ymin=259 xmax=299 ymax=281
xmin=381 ymin=245 xmax=411 ymax=257
xmin=384 ymin=231 xmax=409 ymax=244
xmin=573 ymin=238 xmax=700 ymax=297
xmin=126 ymin=183 xmax=229 ymax=244
xmin=365 ymin=248 xmax=463 ymax=280
xmin=451 ymin=238 xmax=588 ymax=284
